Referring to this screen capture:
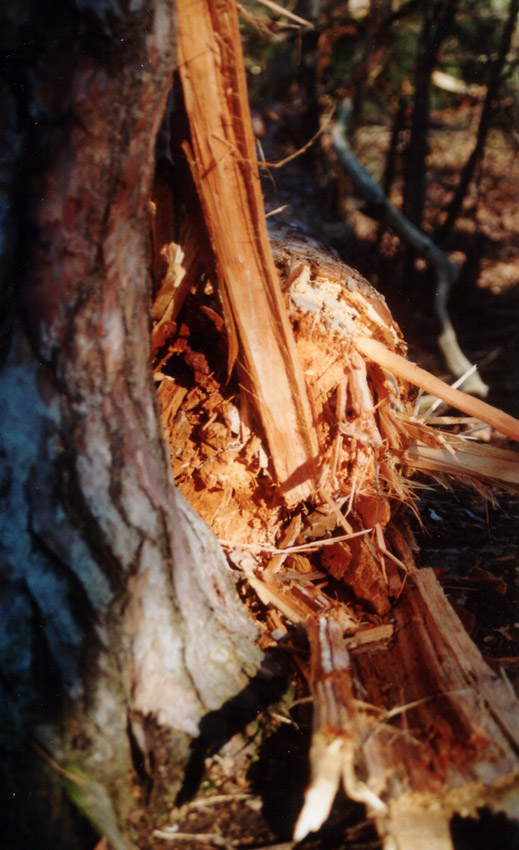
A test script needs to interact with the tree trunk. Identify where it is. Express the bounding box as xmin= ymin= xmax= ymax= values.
xmin=3 ymin=3 xmax=519 ymax=850
xmin=435 ymin=0 xmax=519 ymax=244
xmin=402 ymin=0 xmax=458 ymax=228
xmin=0 ymin=3 xmax=260 ymax=848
